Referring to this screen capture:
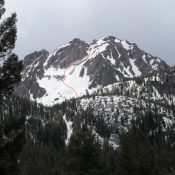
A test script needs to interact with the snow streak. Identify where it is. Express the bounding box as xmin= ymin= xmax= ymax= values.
xmin=62 ymin=47 xmax=92 ymax=96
